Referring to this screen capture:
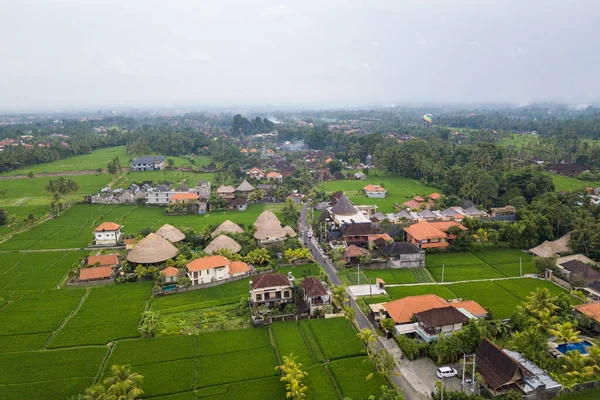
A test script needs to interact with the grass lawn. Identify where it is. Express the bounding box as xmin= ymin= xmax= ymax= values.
xmin=385 ymin=285 xmax=458 ymax=300
xmin=446 ymin=281 xmax=523 ymax=319
xmin=321 ymin=170 xmax=438 ymax=213
xmin=551 ymin=174 xmax=600 ymax=192
xmin=427 ymin=264 xmax=505 ymax=282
